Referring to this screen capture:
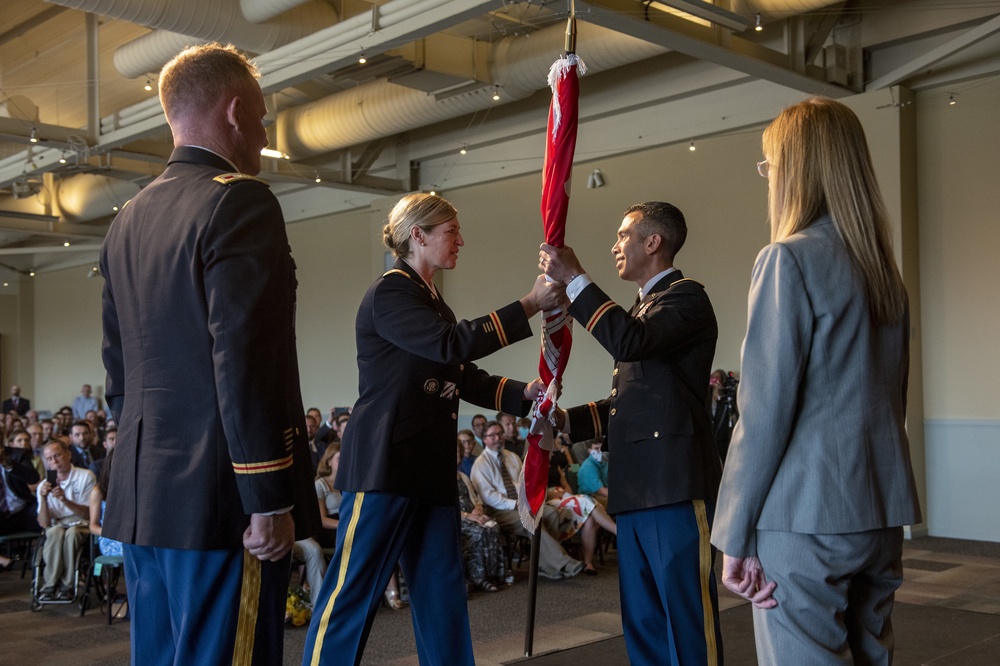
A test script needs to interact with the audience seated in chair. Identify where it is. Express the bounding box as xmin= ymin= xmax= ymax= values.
xmin=68 ymin=421 xmax=102 ymax=470
xmin=457 ymin=430 xmax=478 ymax=477
xmin=470 ymin=421 xmax=582 ymax=580
xmin=576 ymin=439 xmax=610 ymax=508
xmin=457 ymin=441 xmax=505 ymax=593
xmin=1 ymin=443 xmax=42 ymax=570
xmin=37 ymin=441 xmax=95 ymax=600
xmin=7 ymin=429 xmax=43 ymax=490
xmin=496 ymin=413 xmax=525 ymax=460
xmin=313 ymin=442 xmax=342 ymax=550
xmin=87 ymin=448 xmax=122 ymax=559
